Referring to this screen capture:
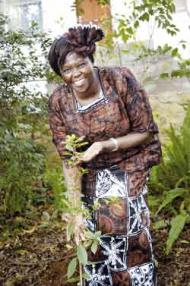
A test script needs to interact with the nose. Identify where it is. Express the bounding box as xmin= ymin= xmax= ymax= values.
xmin=72 ymin=66 xmax=82 ymax=79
